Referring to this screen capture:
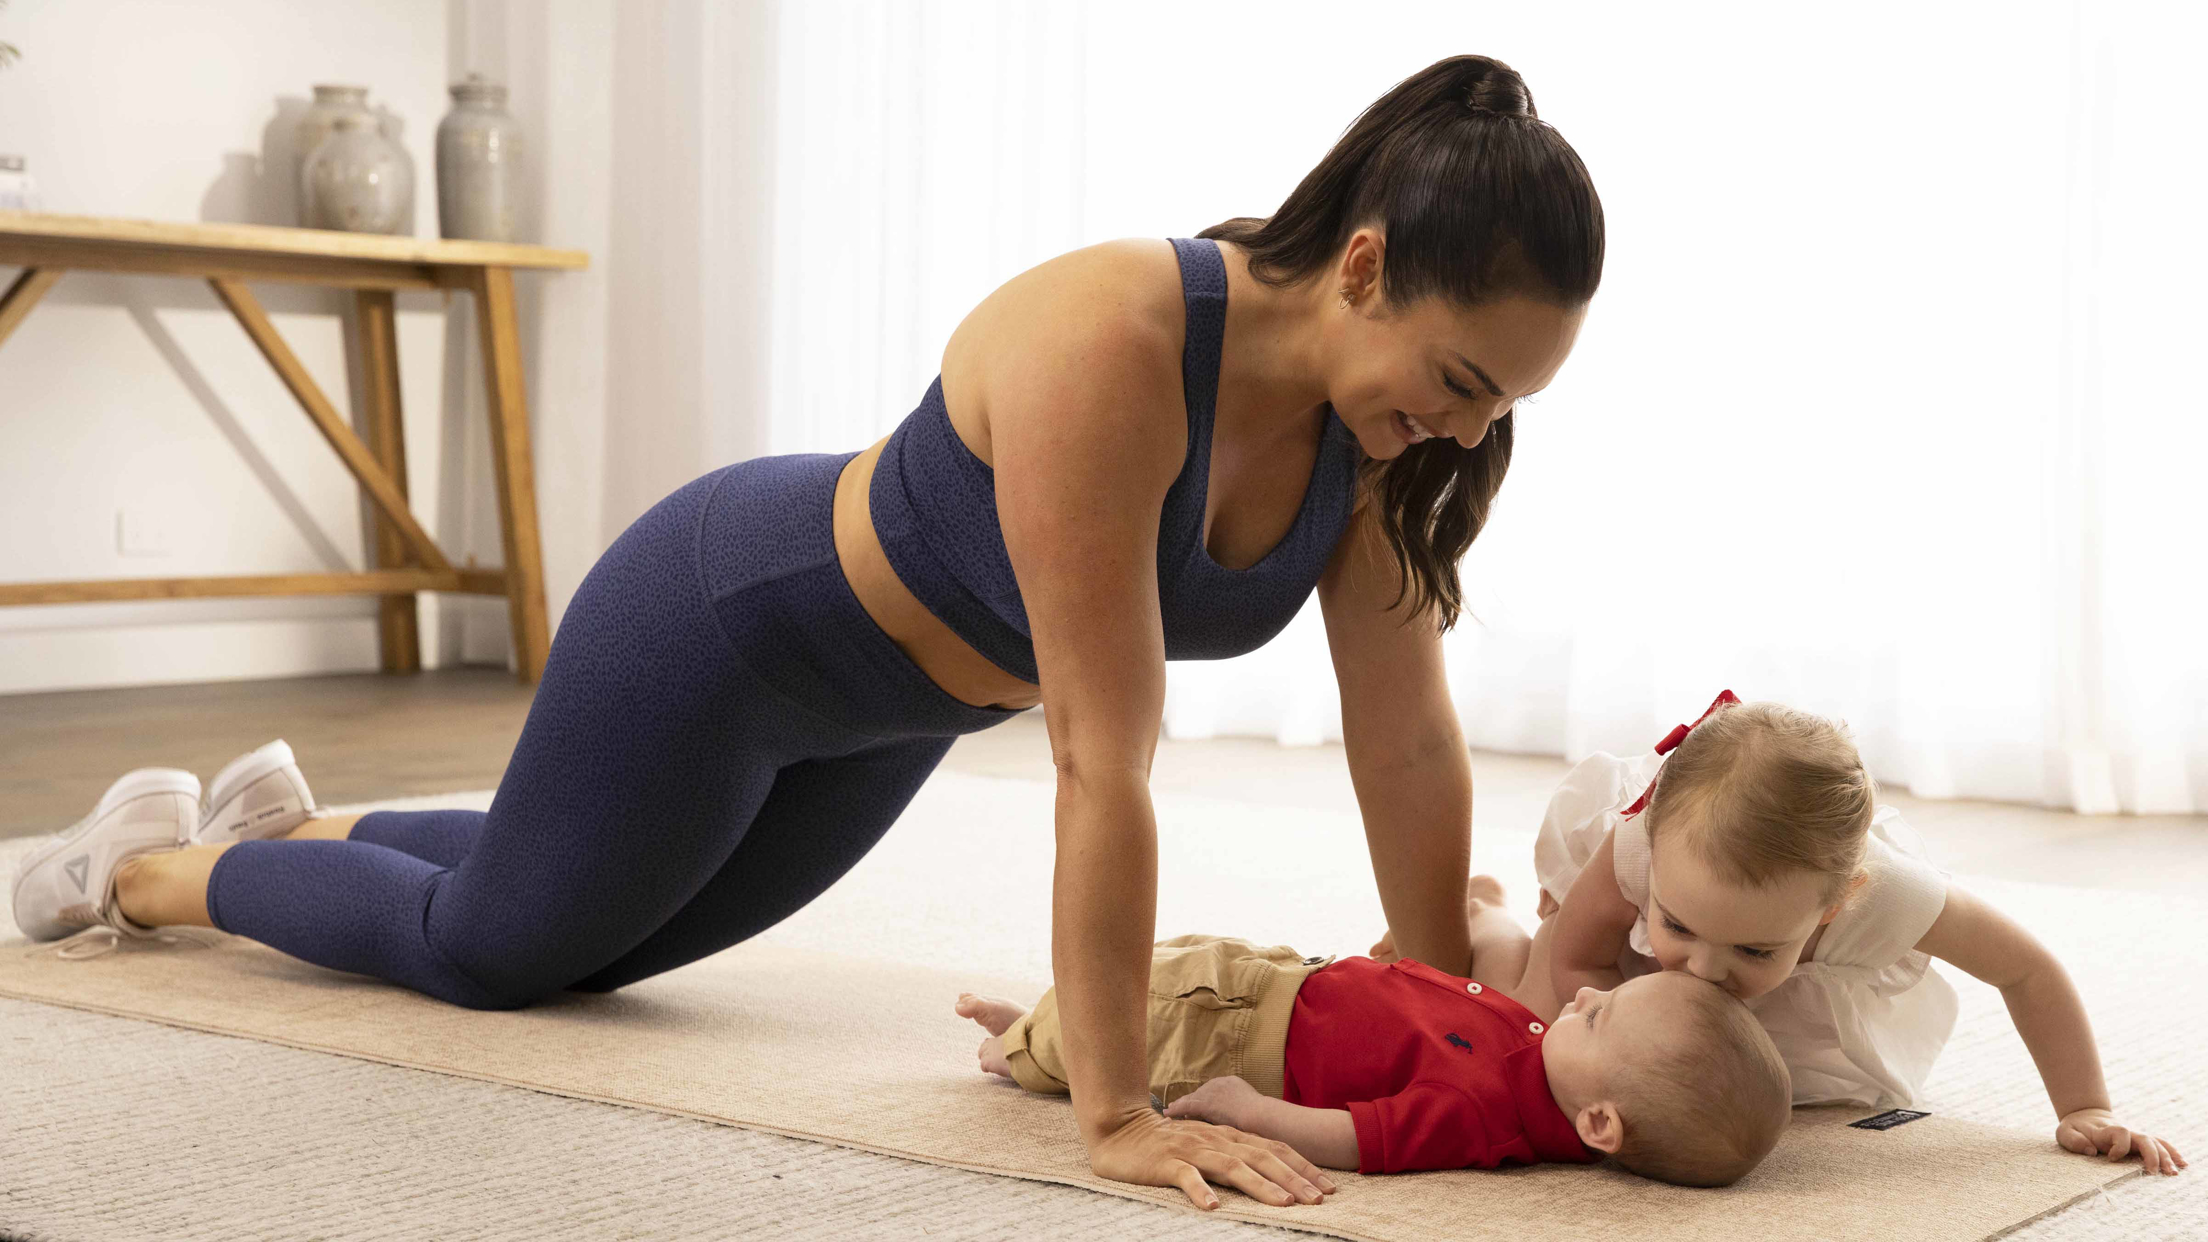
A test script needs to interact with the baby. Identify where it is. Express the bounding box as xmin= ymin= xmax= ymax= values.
xmin=956 ymin=889 xmax=1792 ymax=1188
